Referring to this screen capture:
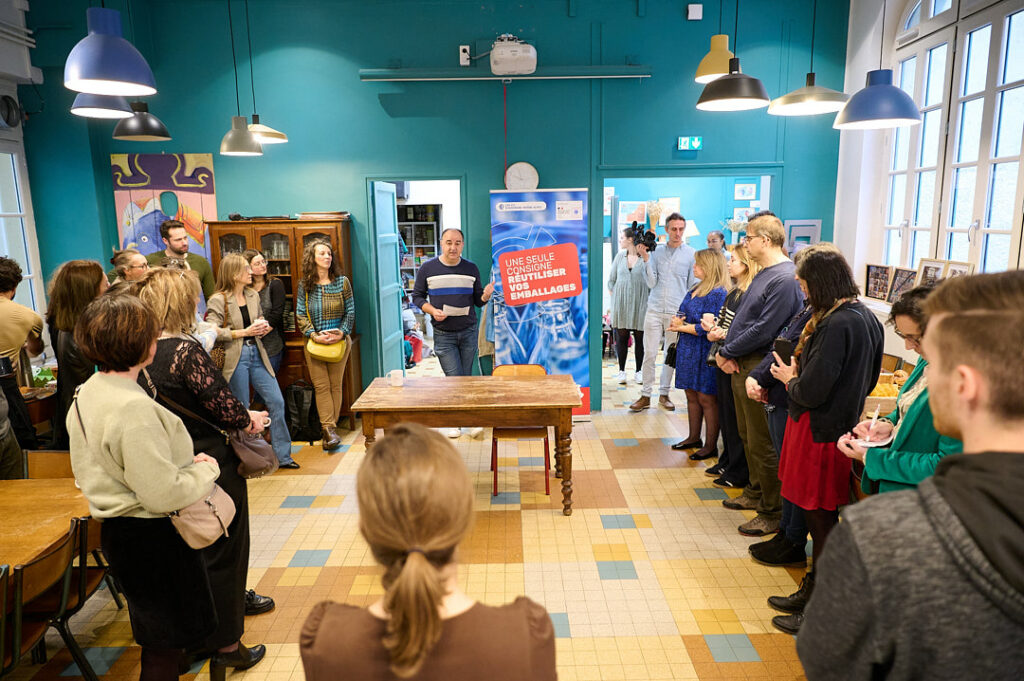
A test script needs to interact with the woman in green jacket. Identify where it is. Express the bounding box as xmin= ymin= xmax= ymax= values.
xmin=838 ymin=286 xmax=962 ymax=492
